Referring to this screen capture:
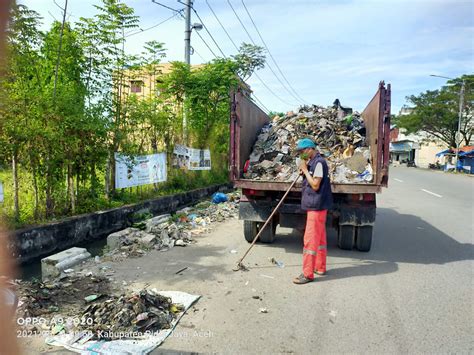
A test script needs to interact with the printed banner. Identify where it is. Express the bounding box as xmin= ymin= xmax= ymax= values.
xmin=188 ymin=148 xmax=211 ymax=170
xmin=115 ymin=153 xmax=167 ymax=189
xmin=172 ymin=145 xmax=211 ymax=170
xmin=172 ymin=144 xmax=190 ymax=170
